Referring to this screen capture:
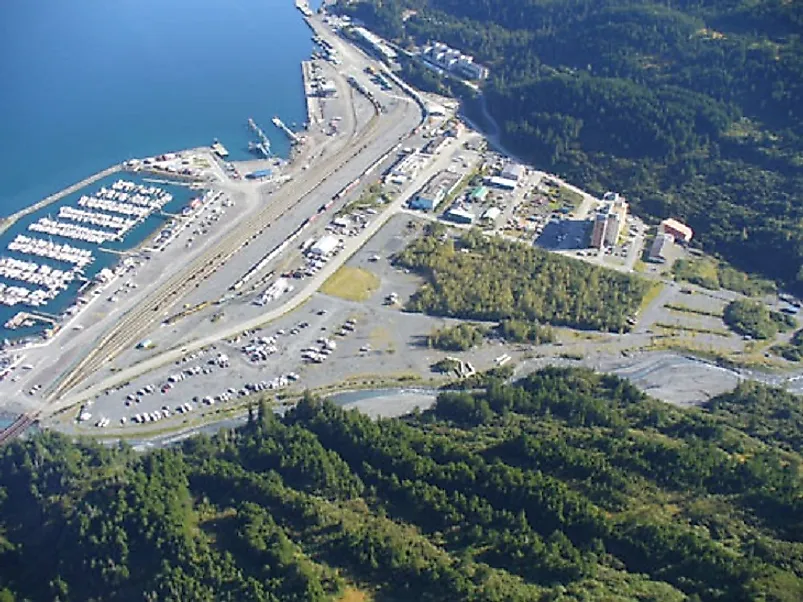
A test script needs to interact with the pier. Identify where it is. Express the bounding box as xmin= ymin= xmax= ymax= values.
xmin=0 ymin=164 xmax=122 ymax=237
xmin=301 ymin=61 xmax=321 ymax=127
xmin=211 ymin=140 xmax=229 ymax=158
xmin=295 ymin=0 xmax=313 ymax=17
xmin=272 ymin=116 xmax=302 ymax=145
xmin=247 ymin=118 xmax=272 ymax=158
